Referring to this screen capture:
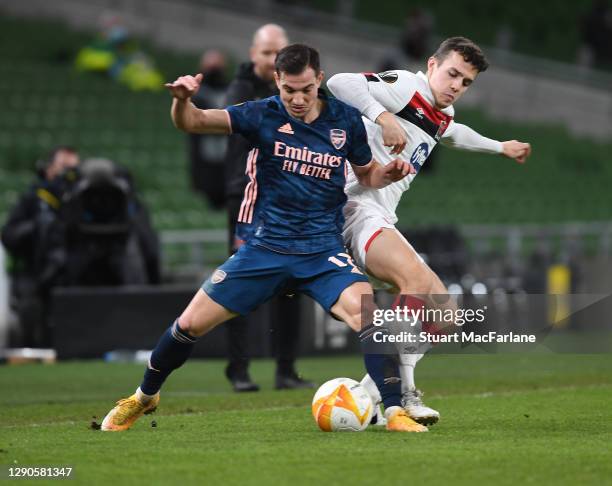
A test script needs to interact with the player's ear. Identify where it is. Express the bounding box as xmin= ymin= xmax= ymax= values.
xmin=316 ymin=70 xmax=324 ymax=87
xmin=426 ymin=56 xmax=437 ymax=74
xmin=273 ymin=71 xmax=281 ymax=90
